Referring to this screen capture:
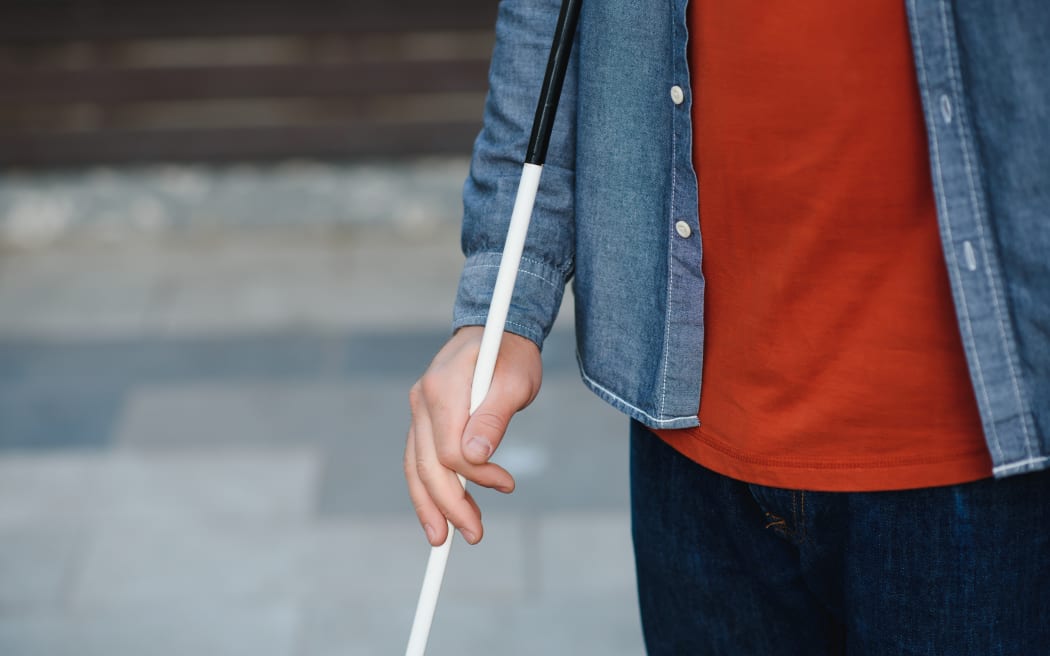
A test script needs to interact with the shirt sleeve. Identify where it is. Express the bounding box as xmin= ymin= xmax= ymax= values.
xmin=452 ymin=0 xmax=578 ymax=348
